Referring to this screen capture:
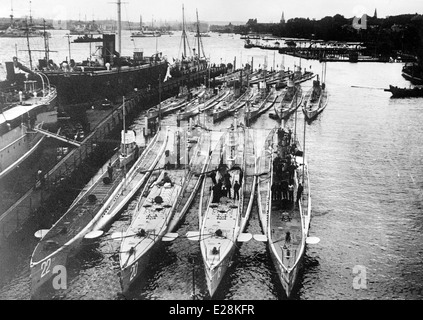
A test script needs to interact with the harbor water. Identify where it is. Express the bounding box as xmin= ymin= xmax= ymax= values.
xmin=0 ymin=30 xmax=422 ymax=300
